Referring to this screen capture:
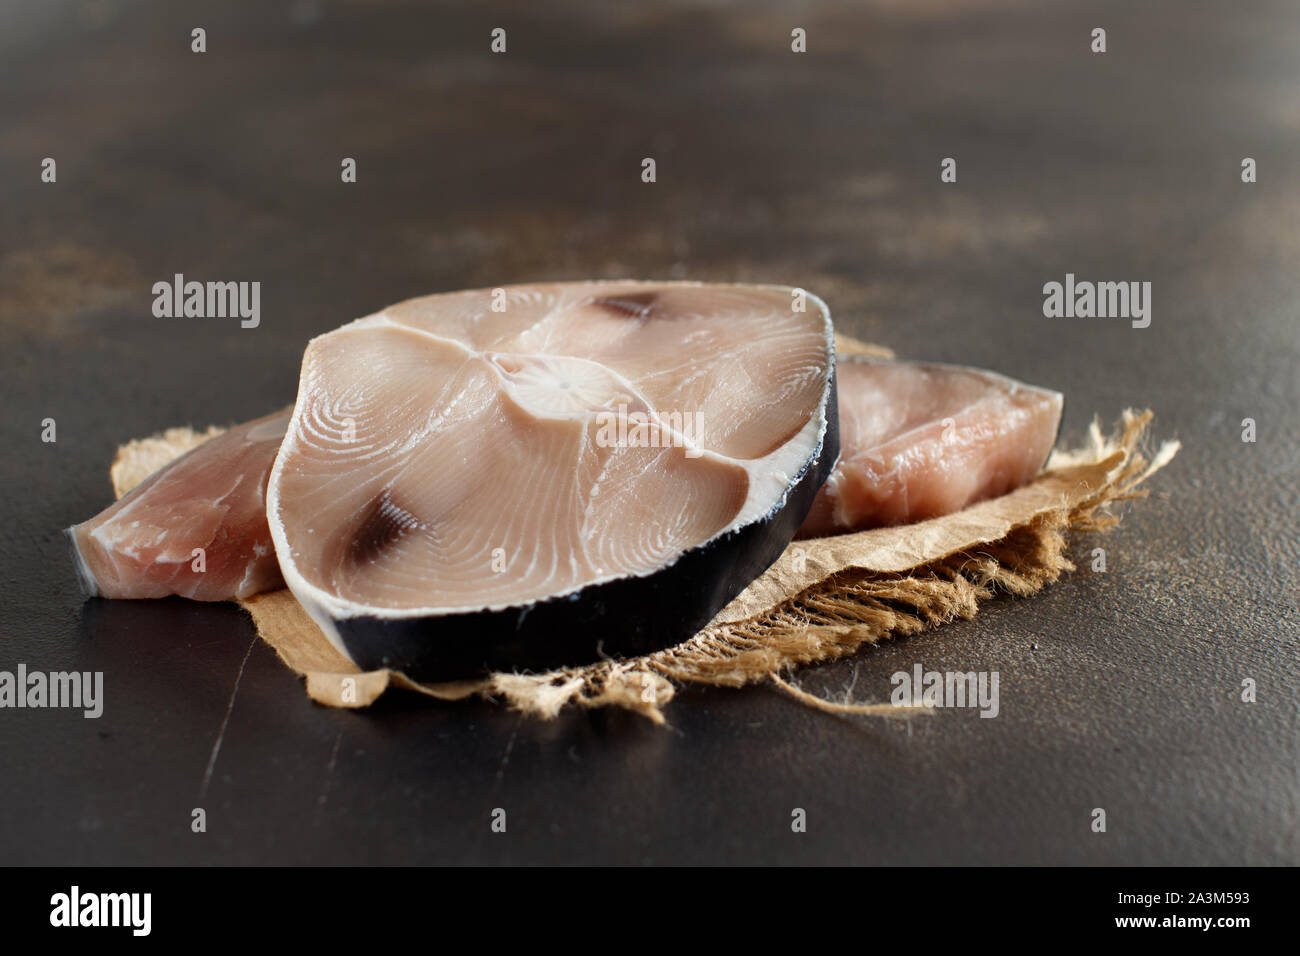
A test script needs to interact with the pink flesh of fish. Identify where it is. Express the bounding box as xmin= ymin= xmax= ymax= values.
xmin=797 ymin=358 xmax=1063 ymax=537
xmin=66 ymin=410 xmax=290 ymax=600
